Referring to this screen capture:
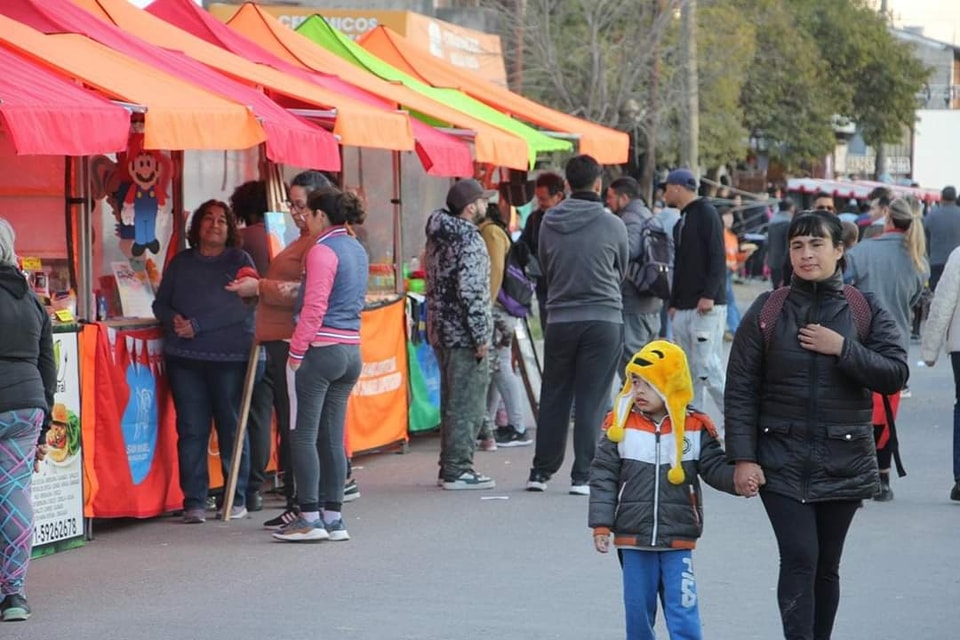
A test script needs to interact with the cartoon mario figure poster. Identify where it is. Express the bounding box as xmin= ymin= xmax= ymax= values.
xmin=120 ymin=133 xmax=170 ymax=257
